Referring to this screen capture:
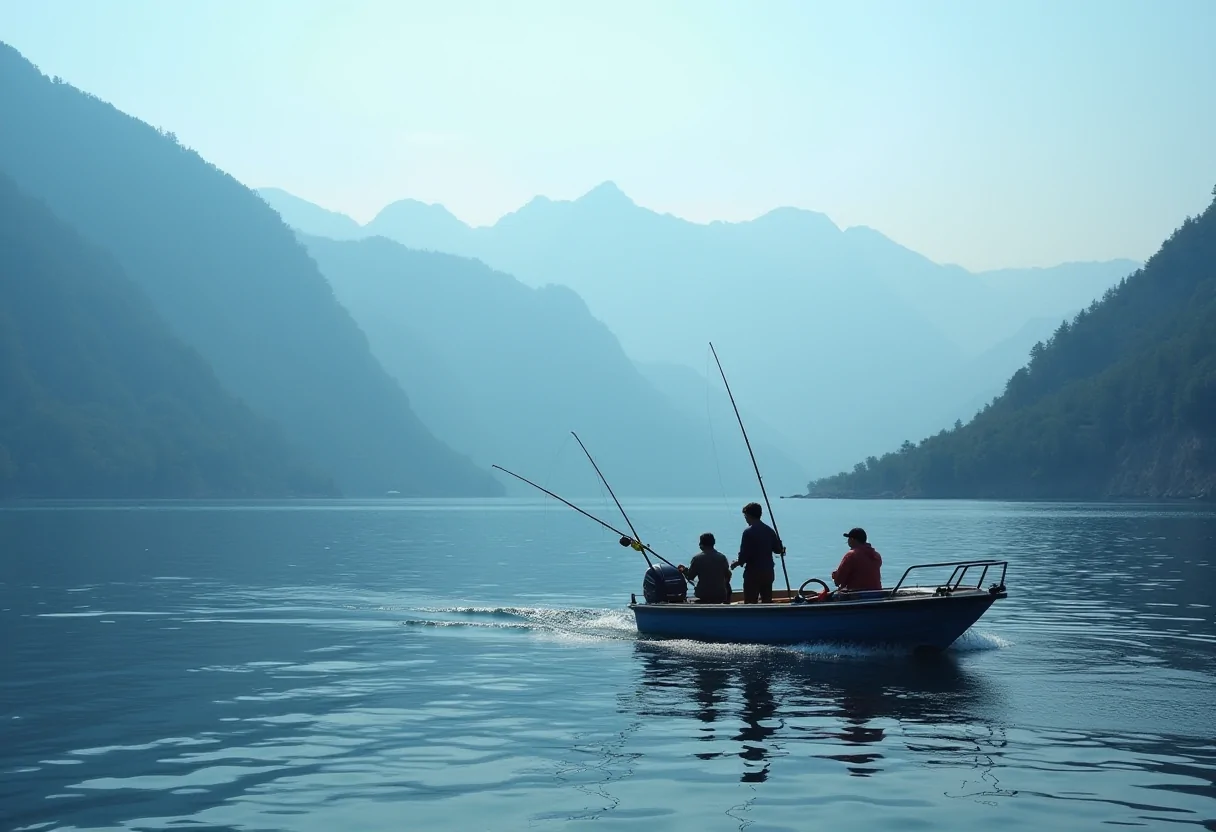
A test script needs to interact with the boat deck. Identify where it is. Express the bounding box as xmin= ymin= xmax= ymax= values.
xmin=692 ymin=586 xmax=940 ymax=606
xmin=658 ymin=558 xmax=1009 ymax=608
